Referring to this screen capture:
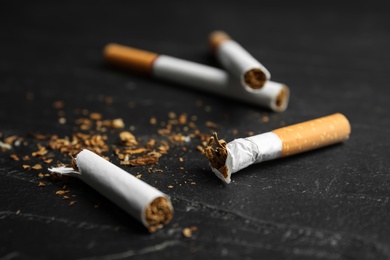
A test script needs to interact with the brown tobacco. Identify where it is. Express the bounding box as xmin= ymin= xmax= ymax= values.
xmin=145 ymin=197 xmax=173 ymax=233
xmin=205 ymin=132 xmax=228 ymax=178
xmin=209 ymin=30 xmax=270 ymax=90
xmin=243 ymin=68 xmax=267 ymax=90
